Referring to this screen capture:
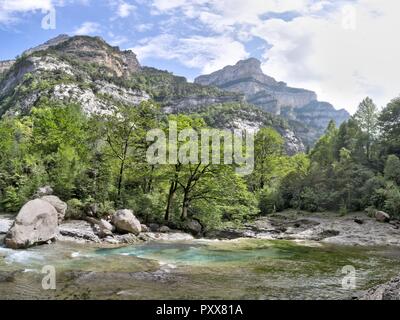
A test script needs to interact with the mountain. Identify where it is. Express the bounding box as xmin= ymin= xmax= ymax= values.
xmin=0 ymin=35 xmax=305 ymax=154
xmin=195 ymin=58 xmax=350 ymax=144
